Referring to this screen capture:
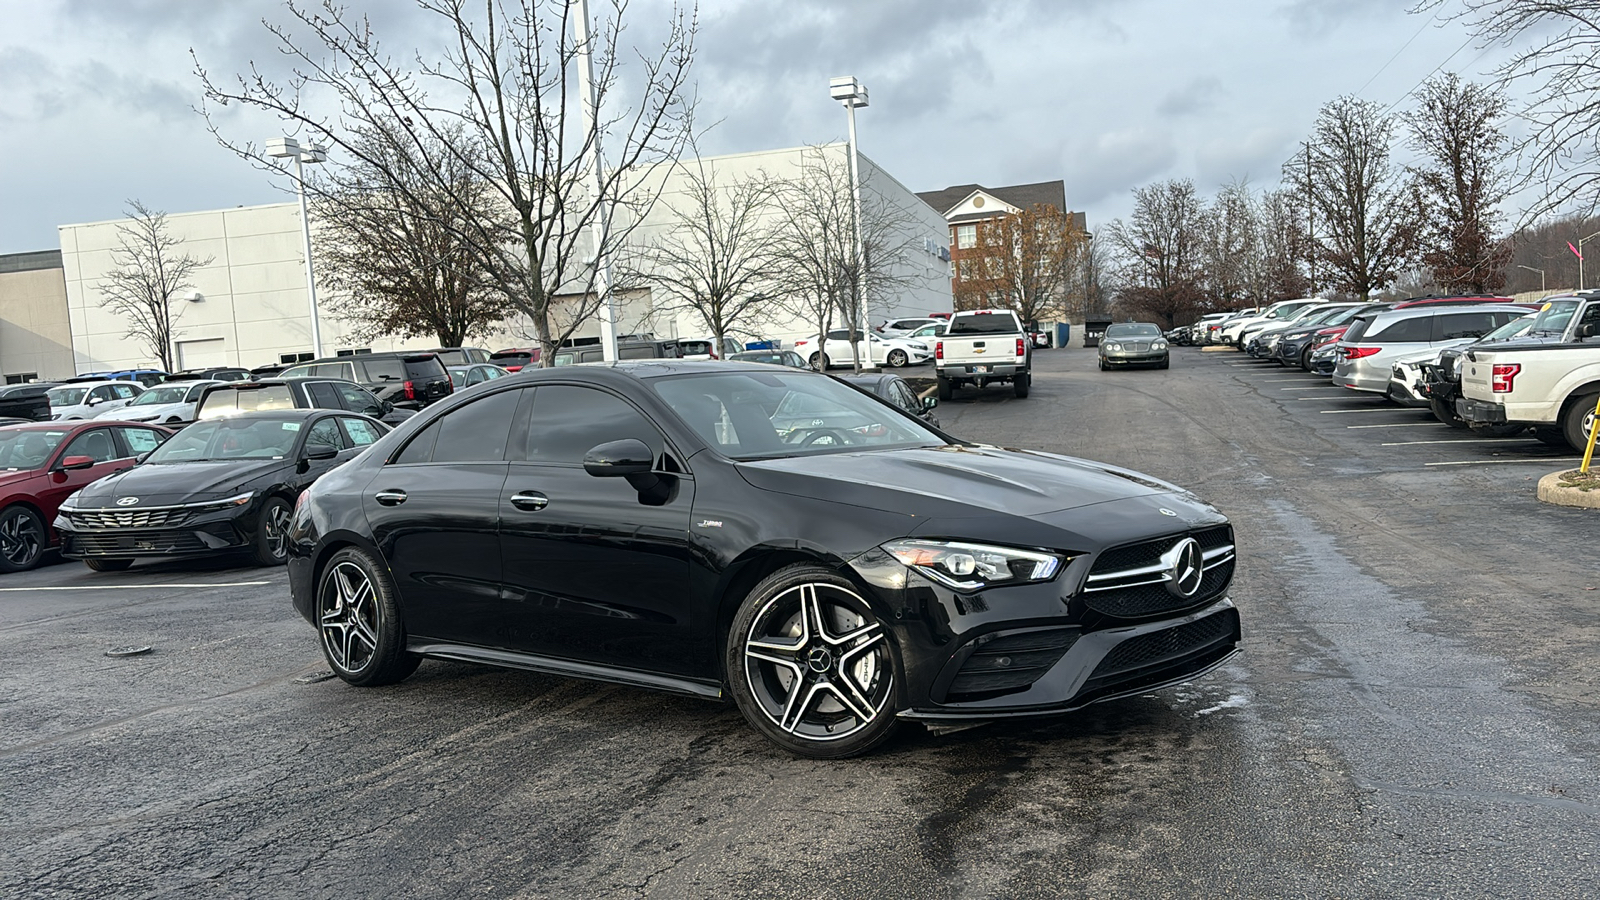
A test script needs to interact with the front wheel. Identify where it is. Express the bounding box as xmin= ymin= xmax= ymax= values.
xmin=317 ymin=547 xmax=419 ymax=687
xmin=1535 ymin=425 xmax=1568 ymax=447
xmin=1013 ymin=373 xmax=1031 ymax=398
xmin=886 ymin=349 xmax=907 ymax=368
xmin=251 ymin=497 xmax=293 ymax=566
xmin=0 ymin=505 xmax=46 ymax=573
xmin=726 ymin=565 xmax=899 ymax=758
